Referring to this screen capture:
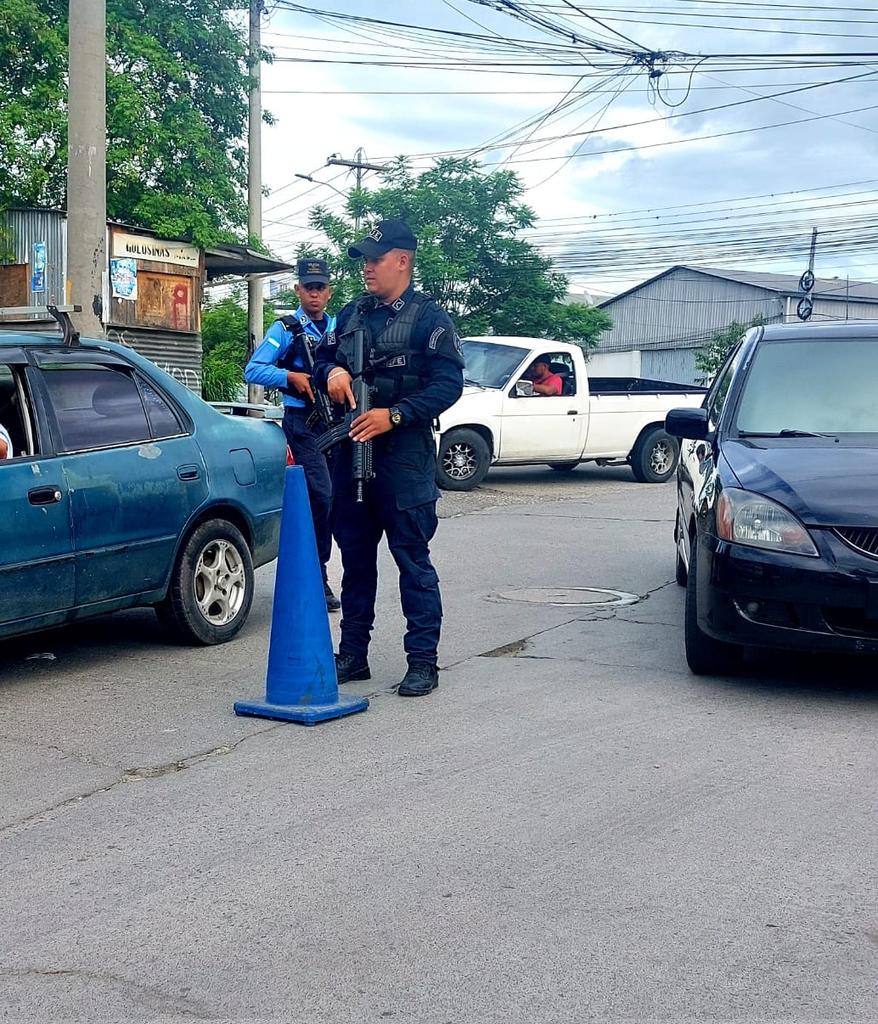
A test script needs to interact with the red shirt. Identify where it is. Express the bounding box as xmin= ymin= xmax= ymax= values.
xmin=537 ymin=372 xmax=563 ymax=396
